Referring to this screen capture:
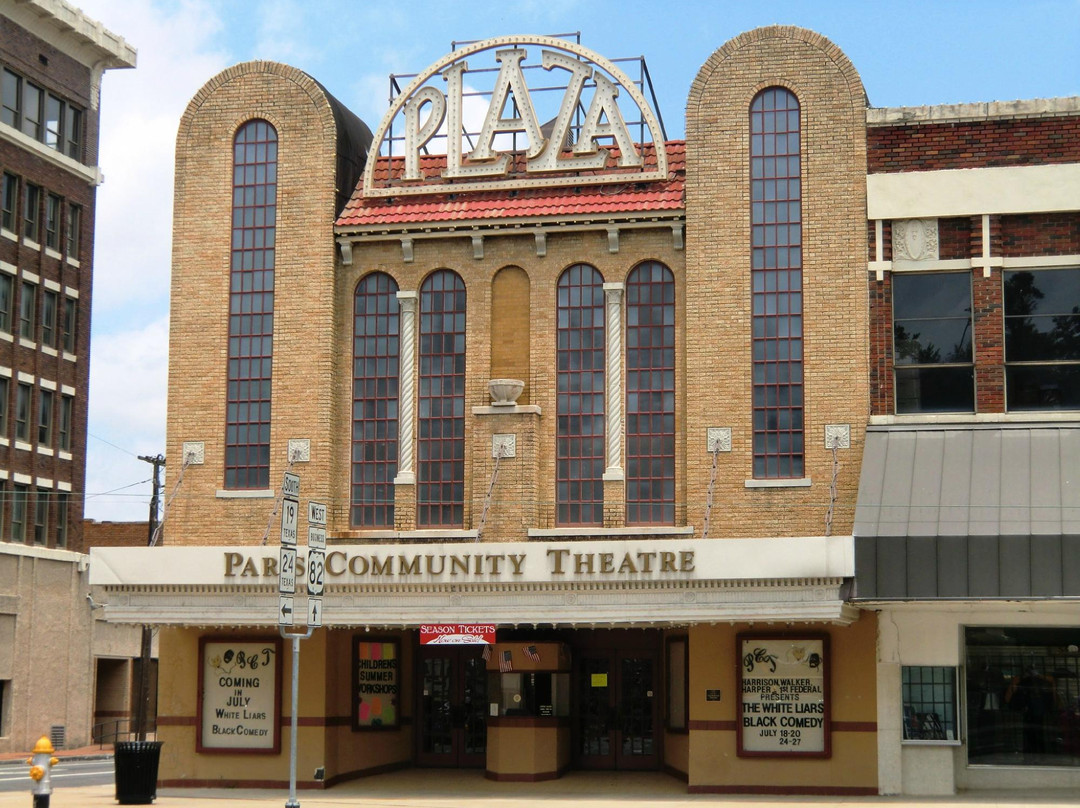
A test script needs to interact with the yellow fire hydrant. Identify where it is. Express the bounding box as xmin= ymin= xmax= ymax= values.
xmin=26 ymin=736 xmax=59 ymax=808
